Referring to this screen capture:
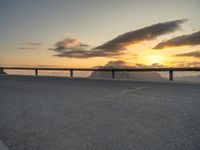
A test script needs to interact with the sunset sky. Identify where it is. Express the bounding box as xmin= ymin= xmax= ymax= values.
xmin=0 ymin=0 xmax=200 ymax=68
